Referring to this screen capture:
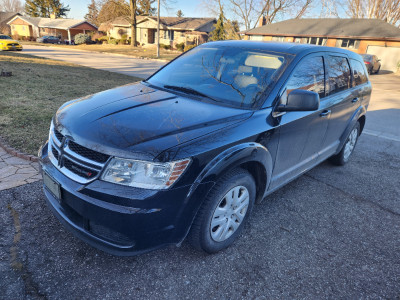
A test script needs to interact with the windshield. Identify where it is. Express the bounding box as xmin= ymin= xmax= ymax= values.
xmin=361 ymin=54 xmax=372 ymax=61
xmin=147 ymin=46 xmax=289 ymax=109
xmin=0 ymin=35 xmax=12 ymax=40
